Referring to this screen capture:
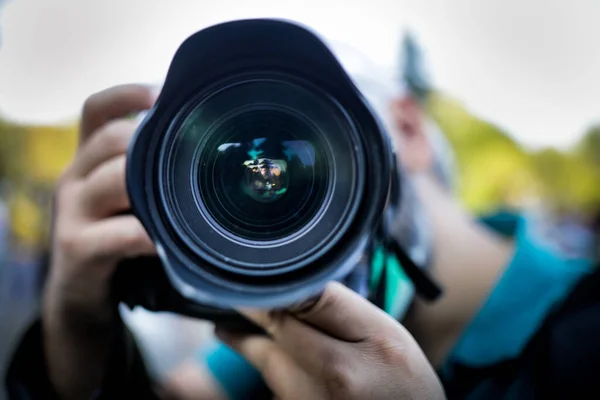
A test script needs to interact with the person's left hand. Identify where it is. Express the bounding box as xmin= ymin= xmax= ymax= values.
xmin=215 ymin=282 xmax=445 ymax=400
